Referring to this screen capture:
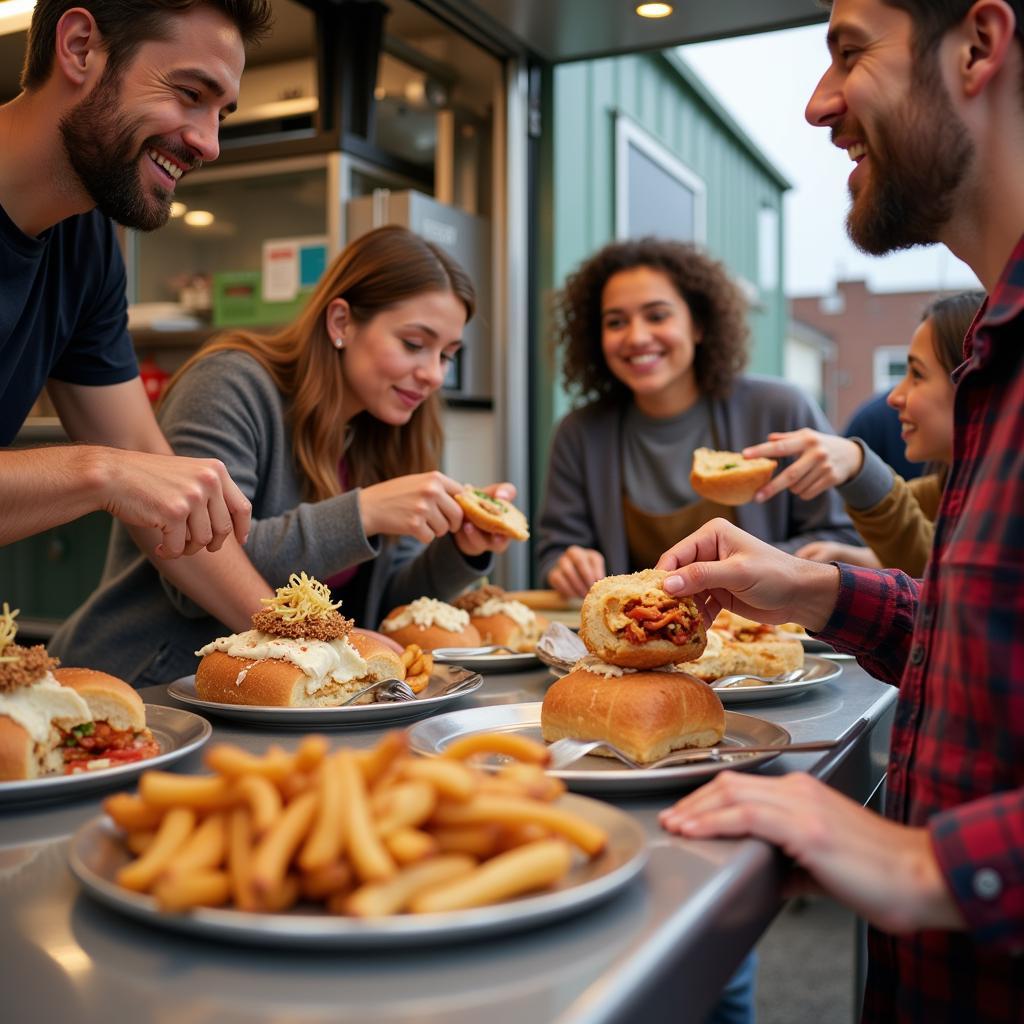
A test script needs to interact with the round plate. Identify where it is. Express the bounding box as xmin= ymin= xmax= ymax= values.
xmin=431 ymin=648 xmax=540 ymax=673
xmin=0 ymin=706 xmax=211 ymax=807
xmin=166 ymin=666 xmax=483 ymax=726
xmin=68 ymin=794 xmax=647 ymax=948
xmin=408 ymin=703 xmax=792 ymax=794
xmin=713 ymin=655 xmax=843 ymax=704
